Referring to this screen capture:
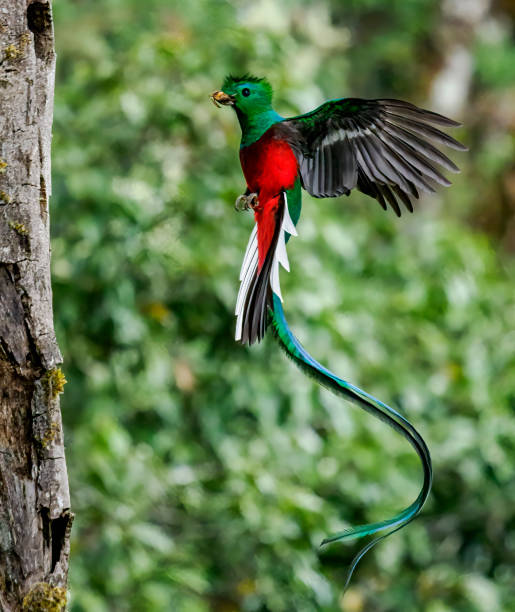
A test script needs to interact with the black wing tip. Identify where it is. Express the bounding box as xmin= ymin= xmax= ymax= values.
xmin=380 ymin=99 xmax=464 ymax=127
xmin=384 ymin=113 xmax=468 ymax=152
xmin=446 ymin=139 xmax=469 ymax=152
xmin=385 ymin=198 xmax=402 ymax=217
